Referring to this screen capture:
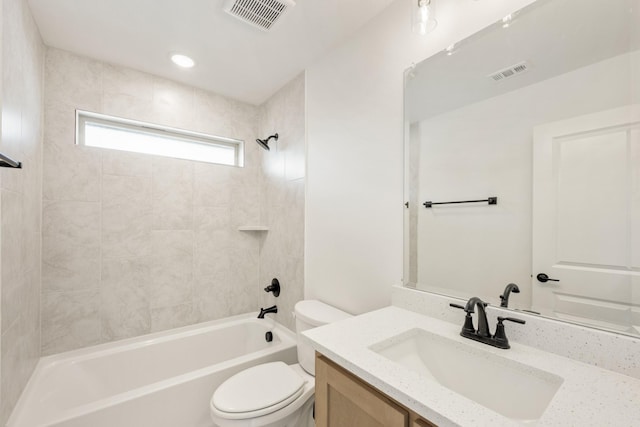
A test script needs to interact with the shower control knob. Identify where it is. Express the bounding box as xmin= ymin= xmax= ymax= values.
xmin=264 ymin=278 xmax=280 ymax=297
xmin=536 ymin=273 xmax=559 ymax=283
